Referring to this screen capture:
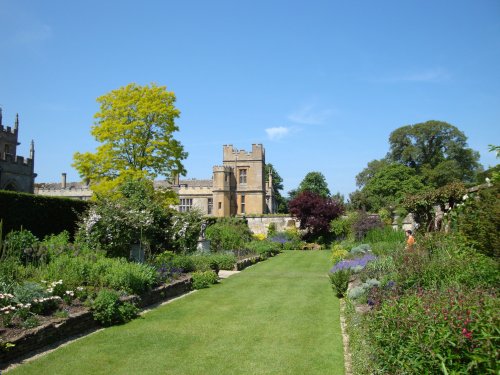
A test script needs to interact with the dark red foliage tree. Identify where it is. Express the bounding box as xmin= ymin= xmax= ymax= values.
xmin=289 ymin=191 xmax=345 ymax=240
